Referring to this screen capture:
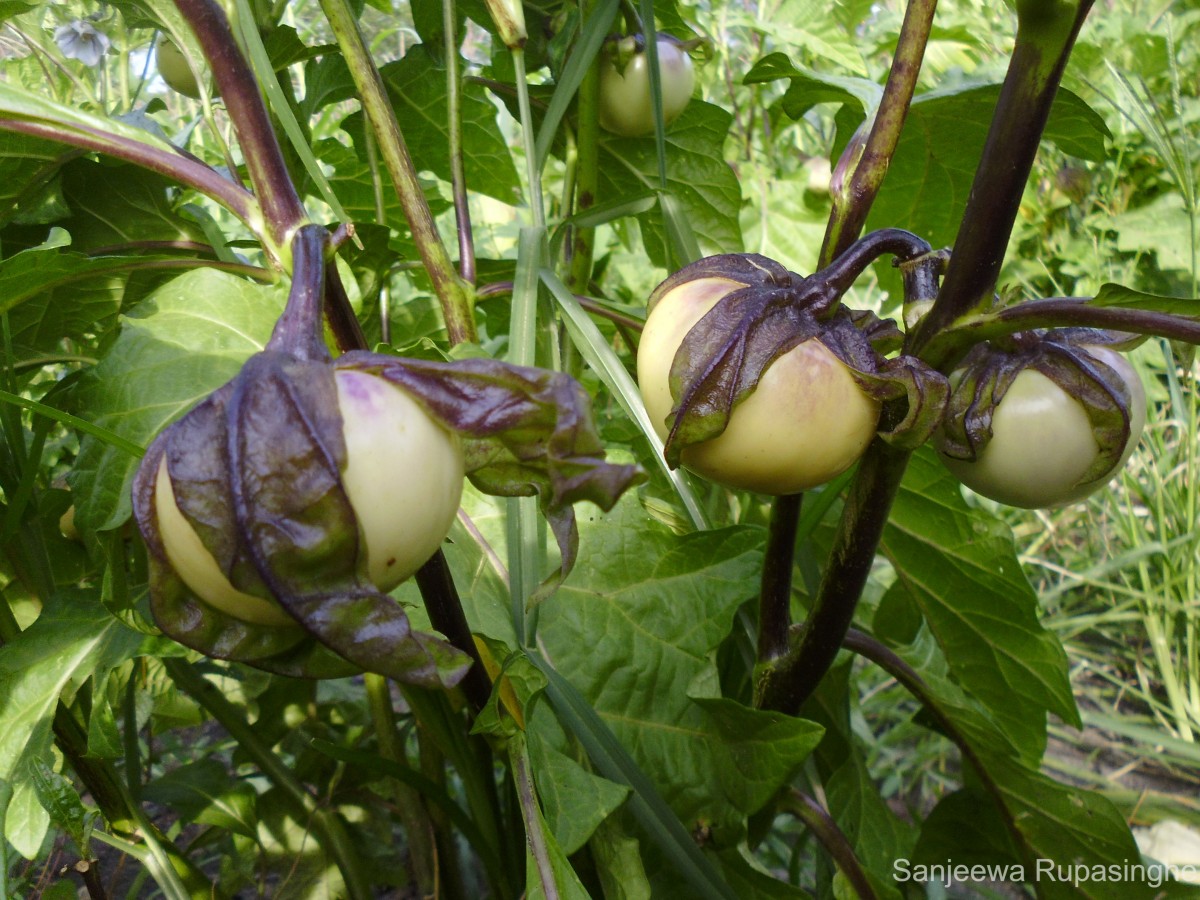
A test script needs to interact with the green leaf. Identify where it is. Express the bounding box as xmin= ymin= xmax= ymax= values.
xmin=892 ymin=644 xmax=1170 ymax=898
xmin=379 ymin=46 xmax=521 ymax=205
xmin=528 ymin=730 xmax=630 ymax=855
xmin=1091 ymin=281 xmax=1200 ymax=315
xmin=68 ymin=268 xmax=287 ymax=532
xmin=55 ymin=159 xmax=208 ymax=250
xmin=597 ymin=101 xmax=743 ymax=267
xmin=0 ymin=590 xmax=171 ymax=856
xmin=866 ymin=83 xmax=1111 ymax=252
xmin=748 ymin=0 xmax=867 ymax=74
xmin=27 ymin=757 xmax=96 ymax=855
xmin=742 ymin=52 xmax=882 ymax=120
xmin=1110 ymin=192 xmax=1198 ymax=275
xmin=690 ymin=697 xmax=824 ymax=815
xmin=0 ymin=130 xmax=77 ymax=227
xmin=142 ymin=759 xmax=258 ymax=838
xmin=538 ymin=493 xmax=814 ymax=842
xmin=880 ymin=448 xmax=1078 ymax=759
